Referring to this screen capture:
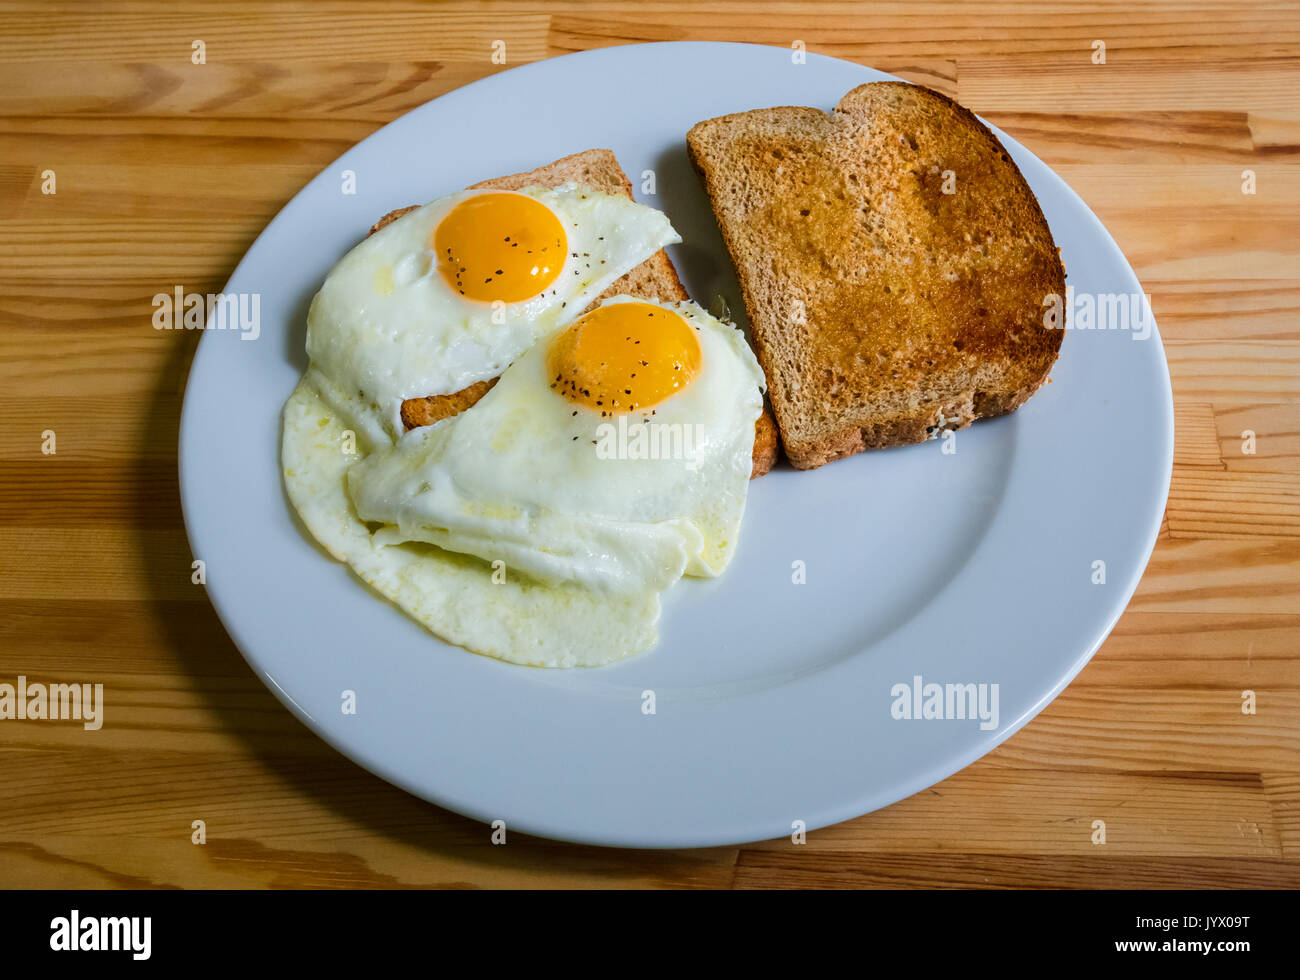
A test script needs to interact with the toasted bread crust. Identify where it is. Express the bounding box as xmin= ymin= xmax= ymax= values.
xmin=399 ymin=377 xmax=498 ymax=429
xmin=367 ymin=205 xmax=419 ymax=236
xmin=687 ymin=82 xmax=1065 ymax=469
xmin=751 ymin=402 xmax=780 ymax=477
xmin=366 ymin=148 xmax=777 ymax=477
